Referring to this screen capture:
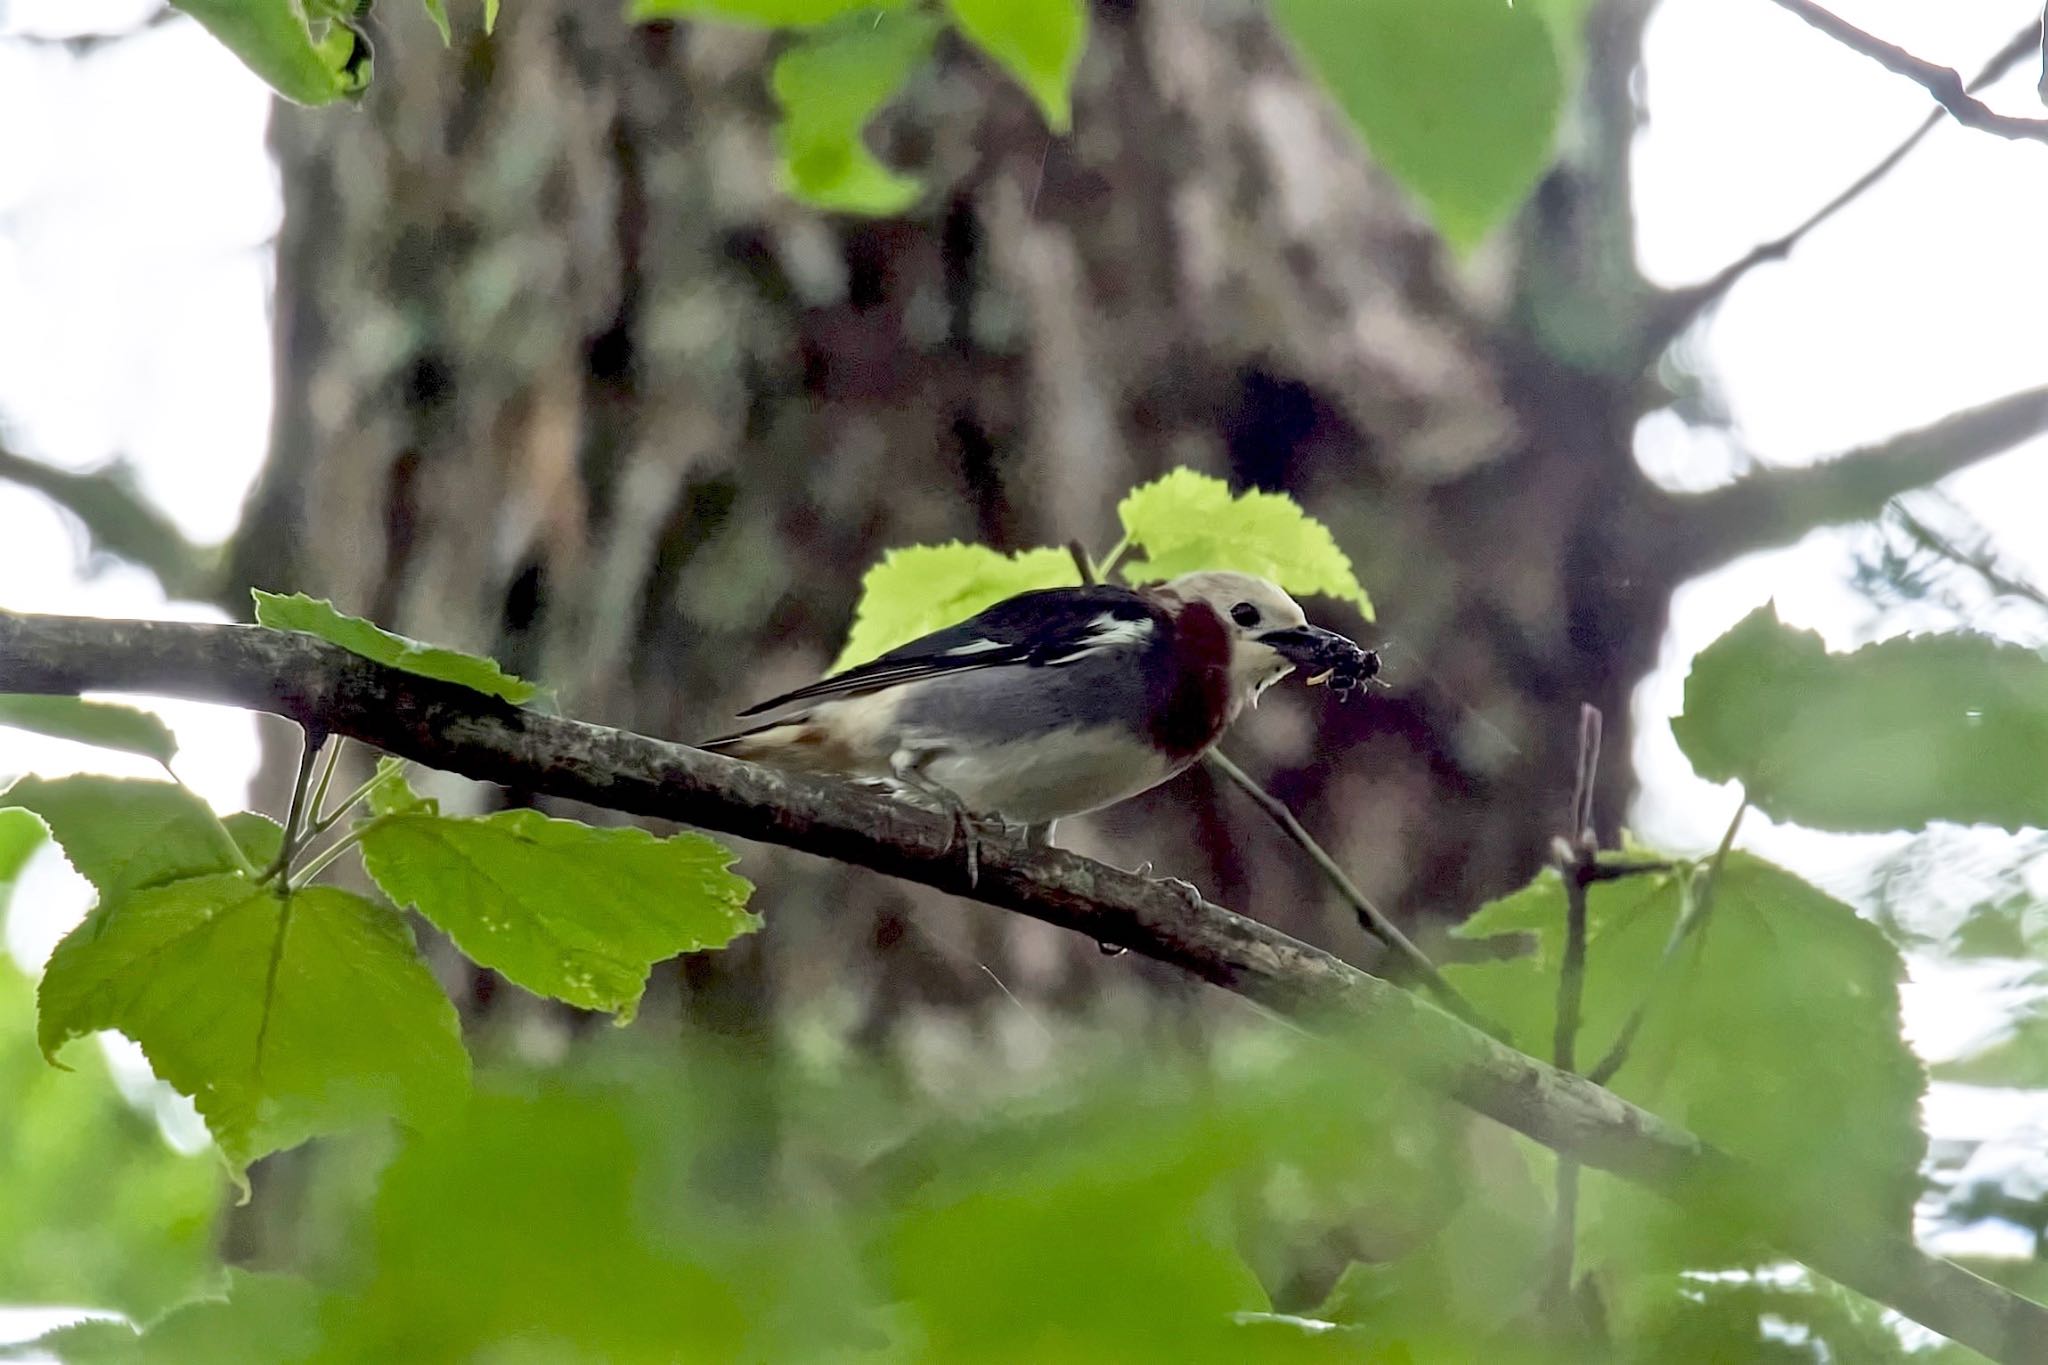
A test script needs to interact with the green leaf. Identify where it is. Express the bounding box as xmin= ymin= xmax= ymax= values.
xmin=1444 ymin=854 xmax=1925 ymax=1269
xmin=0 ymin=694 xmax=178 ymax=767
xmin=222 ymin=811 xmax=287 ymax=870
xmin=1 ymin=776 xmax=247 ymax=900
xmin=170 ymin=0 xmax=372 ymax=106
xmin=327 ymin=1083 xmax=761 ymax=1361
xmin=1270 ymin=0 xmax=1565 ymax=250
xmin=629 ymin=0 xmax=881 ymax=24
xmin=18 ymin=1271 xmax=327 ymax=1363
xmin=944 ymin=0 xmax=1087 ymax=131
xmin=772 ymin=11 xmax=943 ymax=215
xmin=1115 ymin=469 xmax=1374 ymax=618
xmin=253 ymin=590 xmax=540 ymax=705
xmin=358 ymin=786 xmax=757 ymax=1022
xmin=834 ymin=543 xmax=1077 ymax=670
xmin=0 ymin=806 xmax=44 ymax=914
xmin=1675 ymin=604 xmax=2048 ymax=832
xmin=0 ymin=952 xmax=221 ymax=1319
xmin=421 ymin=0 xmax=500 ymax=41
xmin=37 ymin=874 xmax=468 ymax=1177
